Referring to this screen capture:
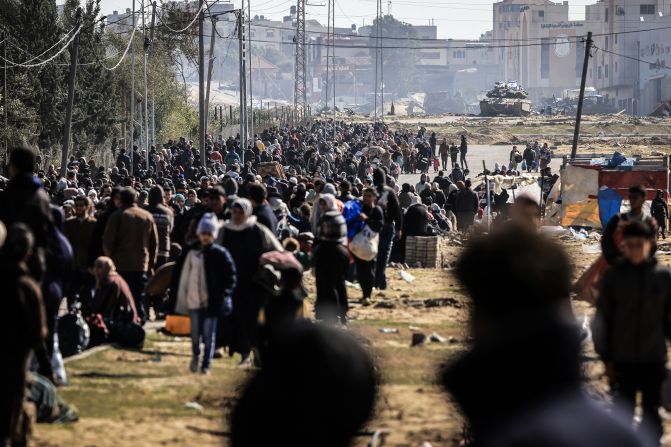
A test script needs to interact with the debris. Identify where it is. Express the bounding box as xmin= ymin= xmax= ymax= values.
xmin=185 ymin=402 xmax=204 ymax=412
xmin=424 ymin=298 xmax=462 ymax=308
xmin=448 ymin=336 xmax=459 ymax=344
xmin=408 ymin=326 xmax=422 ymax=332
xmin=399 ymin=271 xmax=415 ymax=283
xmin=379 ymin=328 xmax=400 ymax=334
xmin=429 ymin=332 xmax=447 ymax=343
xmin=345 ymin=281 xmax=361 ymax=290
xmin=411 ymin=332 xmax=427 ymax=347
xmin=374 ymin=300 xmax=396 ymax=309
xmin=581 ymin=243 xmax=601 ymax=254
xmin=403 ymin=299 xmax=425 ymax=308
